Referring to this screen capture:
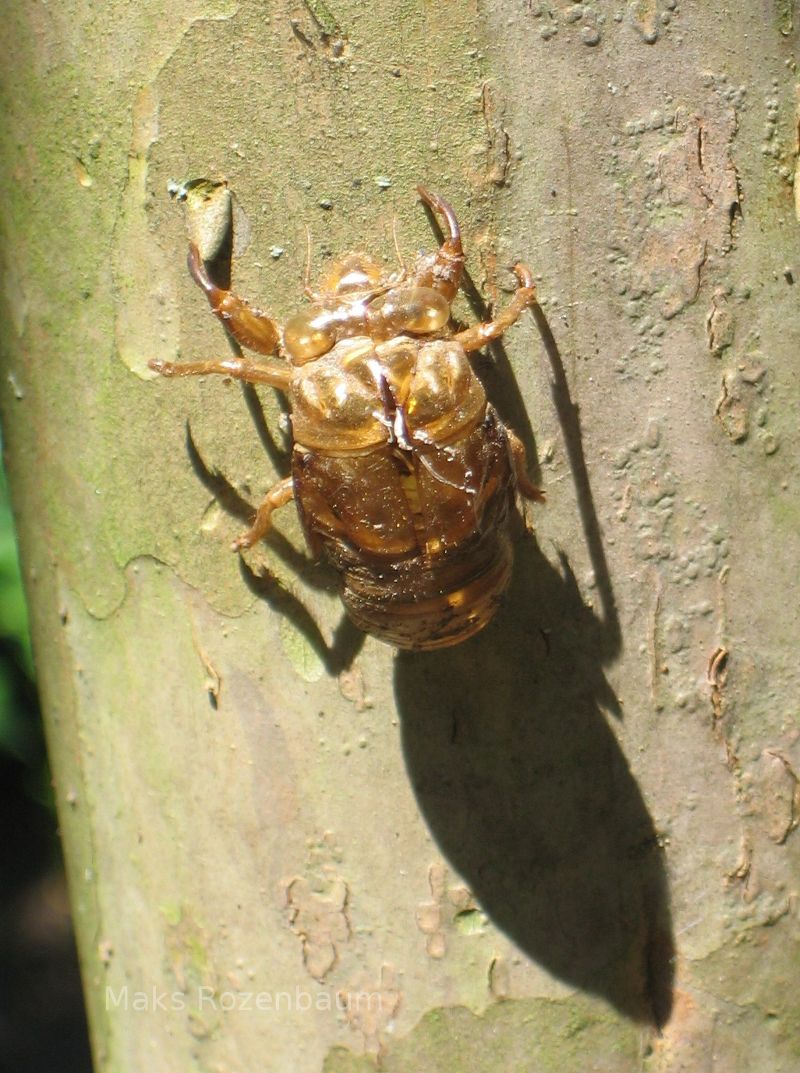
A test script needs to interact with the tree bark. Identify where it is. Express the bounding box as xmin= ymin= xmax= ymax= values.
xmin=1 ymin=2 xmax=798 ymax=1070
